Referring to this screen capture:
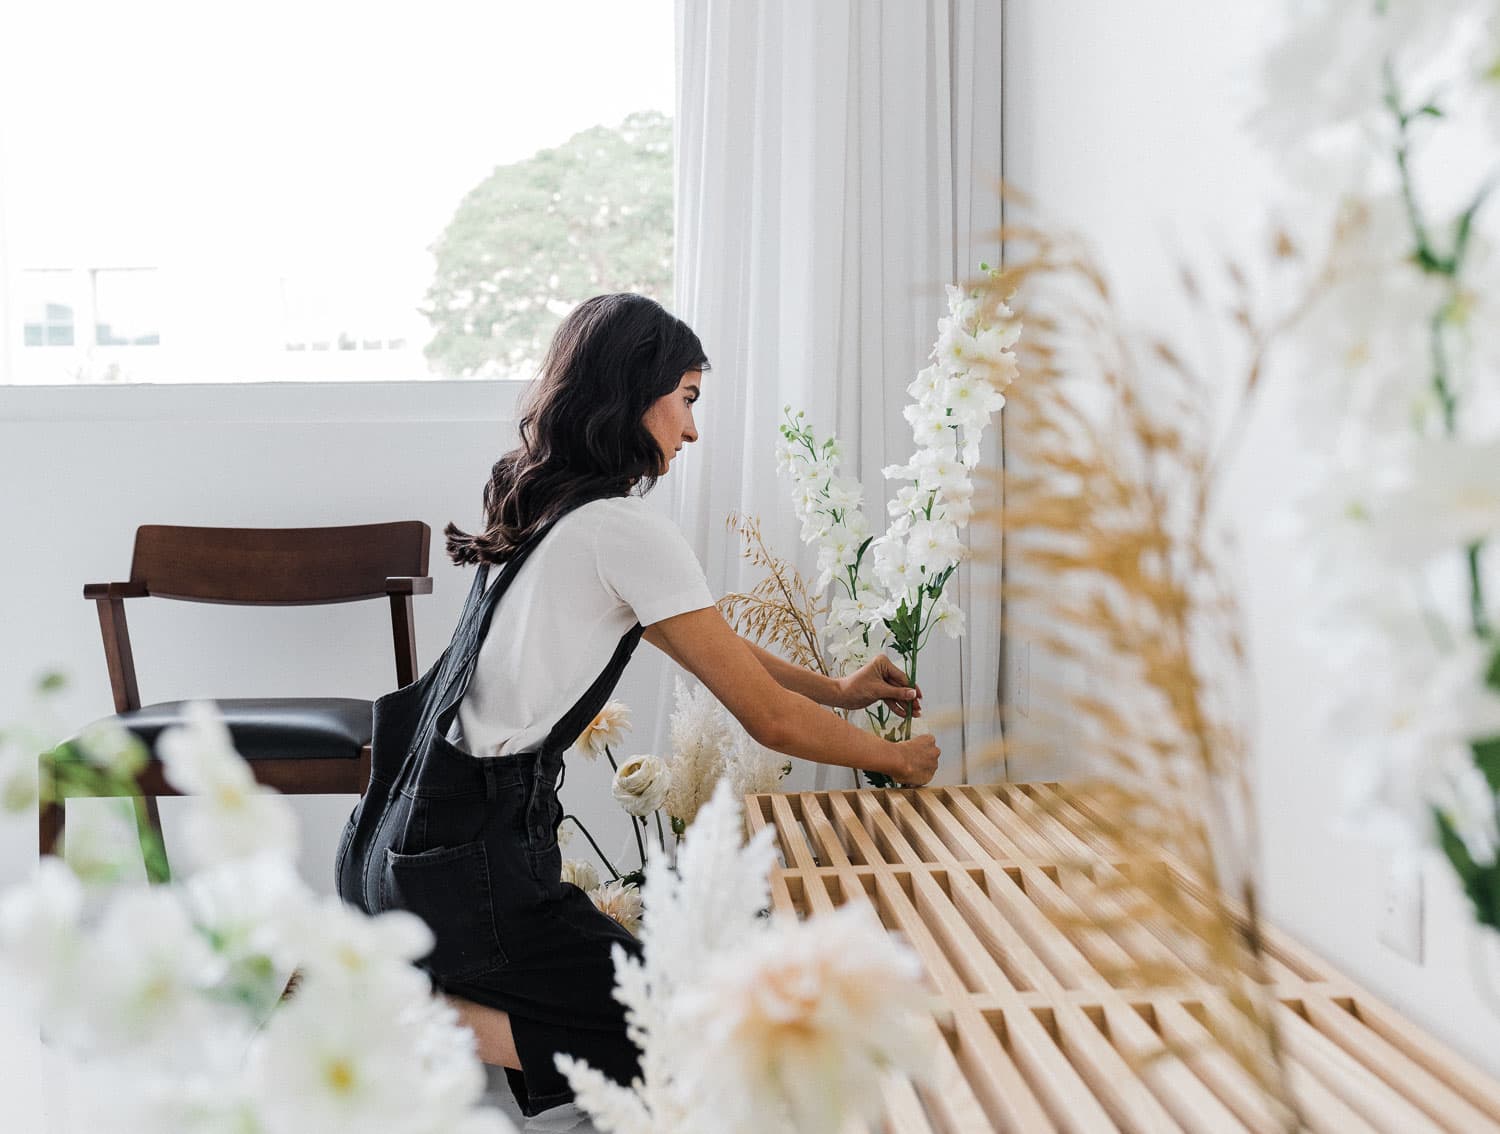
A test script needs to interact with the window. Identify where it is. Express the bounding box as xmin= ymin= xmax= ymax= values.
xmin=0 ymin=2 xmax=675 ymax=385
xmin=21 ymin=270 xmax=76 ymax=347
